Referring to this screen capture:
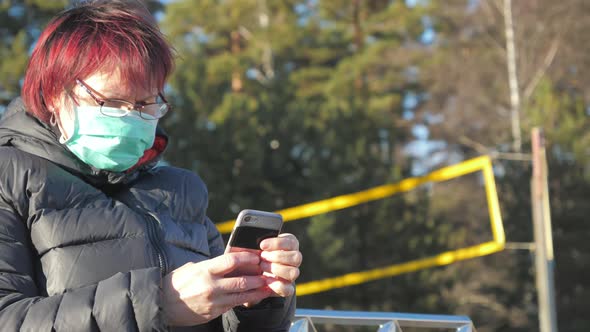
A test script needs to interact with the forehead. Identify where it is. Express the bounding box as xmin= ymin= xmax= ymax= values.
xmin=78 ymin=70 xmax=157 ymax=99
